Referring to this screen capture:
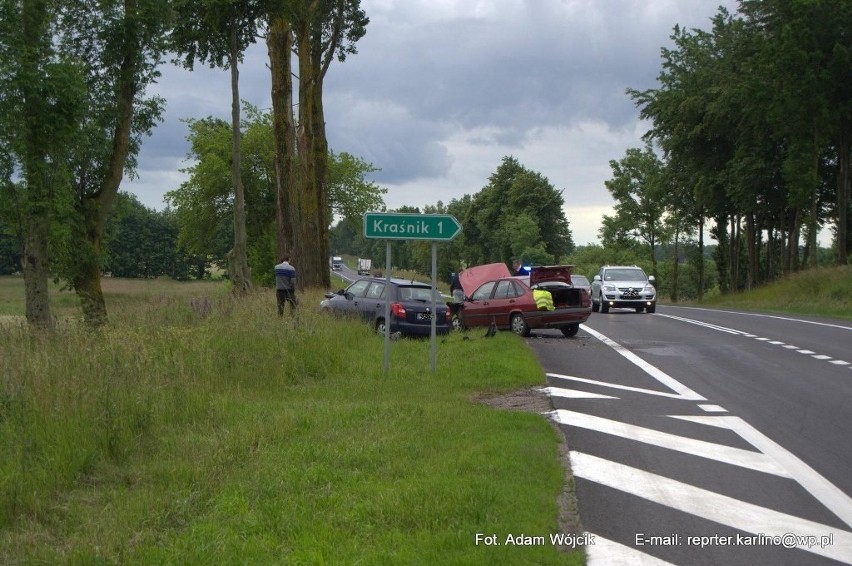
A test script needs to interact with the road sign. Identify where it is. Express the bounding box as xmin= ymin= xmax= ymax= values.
xmin=363 ymin=212 xmax=462 ymax=241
